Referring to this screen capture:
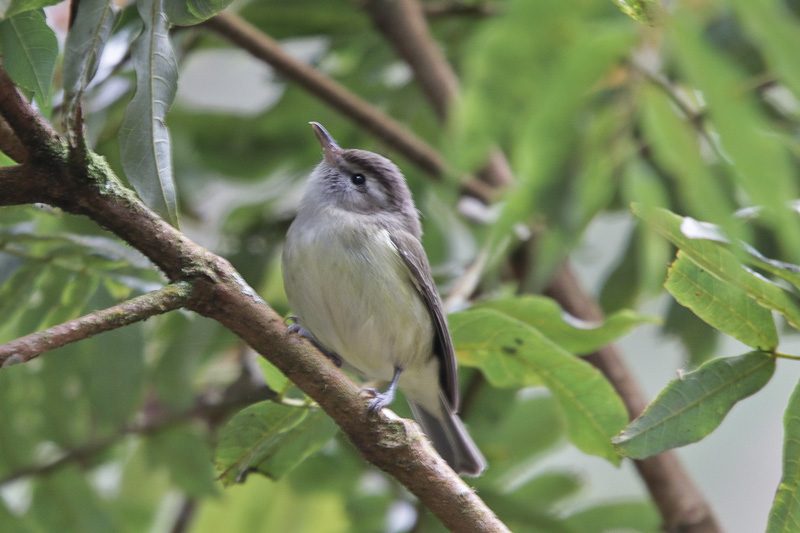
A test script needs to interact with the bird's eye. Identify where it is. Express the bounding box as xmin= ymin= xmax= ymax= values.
xmin=350 ymin=173 xmax=366 ymax=185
